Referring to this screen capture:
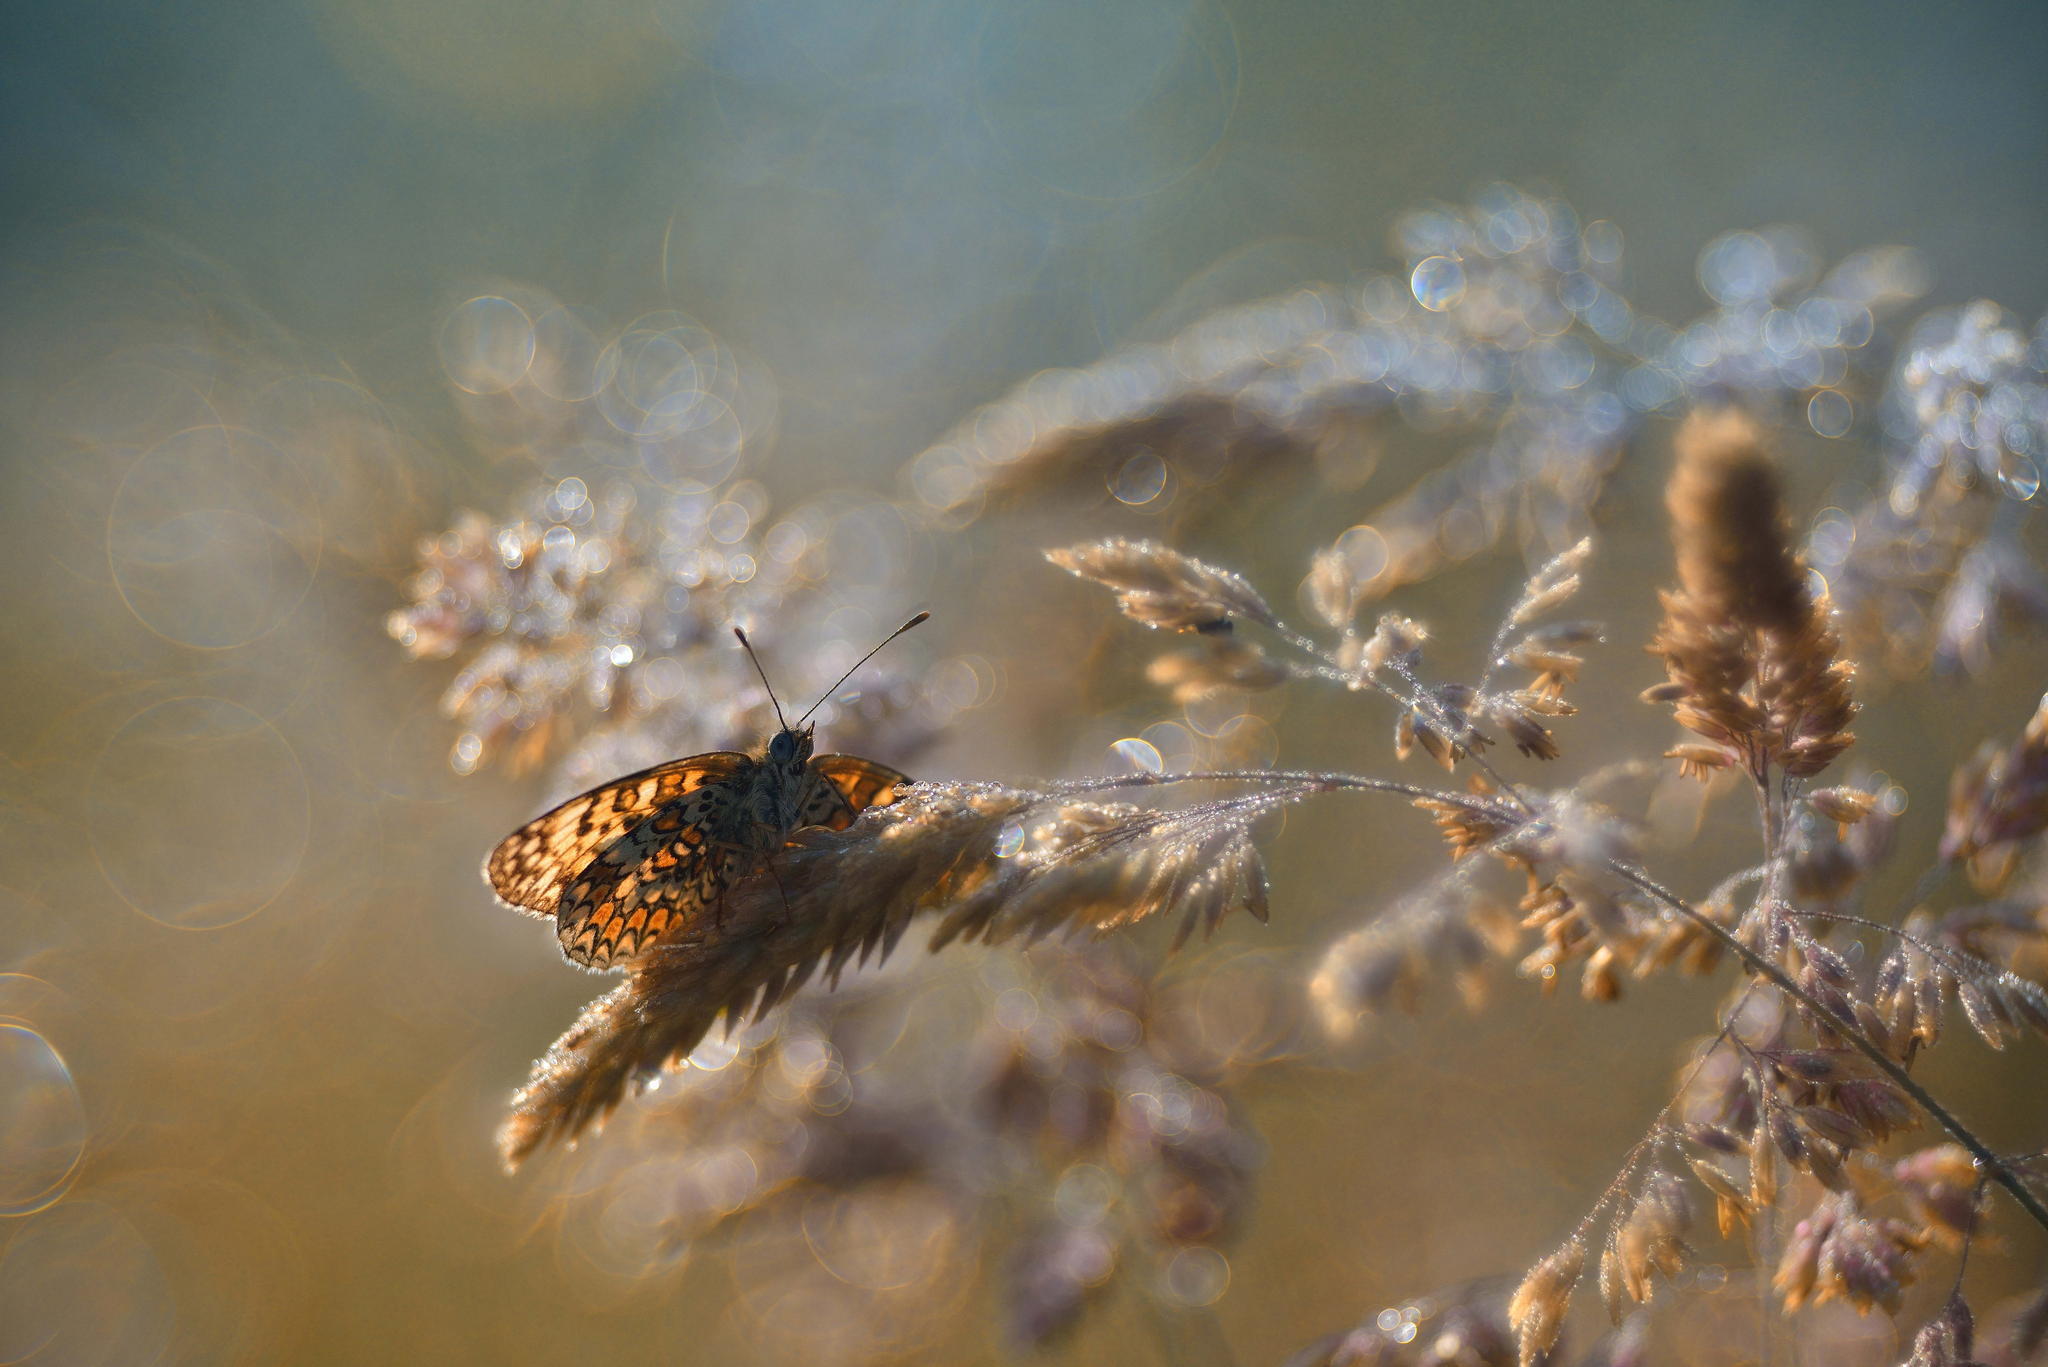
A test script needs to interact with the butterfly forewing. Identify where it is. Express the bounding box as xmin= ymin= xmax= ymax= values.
xmin=484 ymin=753 xmax=748 ymax=916
xmin=552 ymin=778 xmax=748 ymax=968
xmin=797 ymin=754 xmax=909 ymax=830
